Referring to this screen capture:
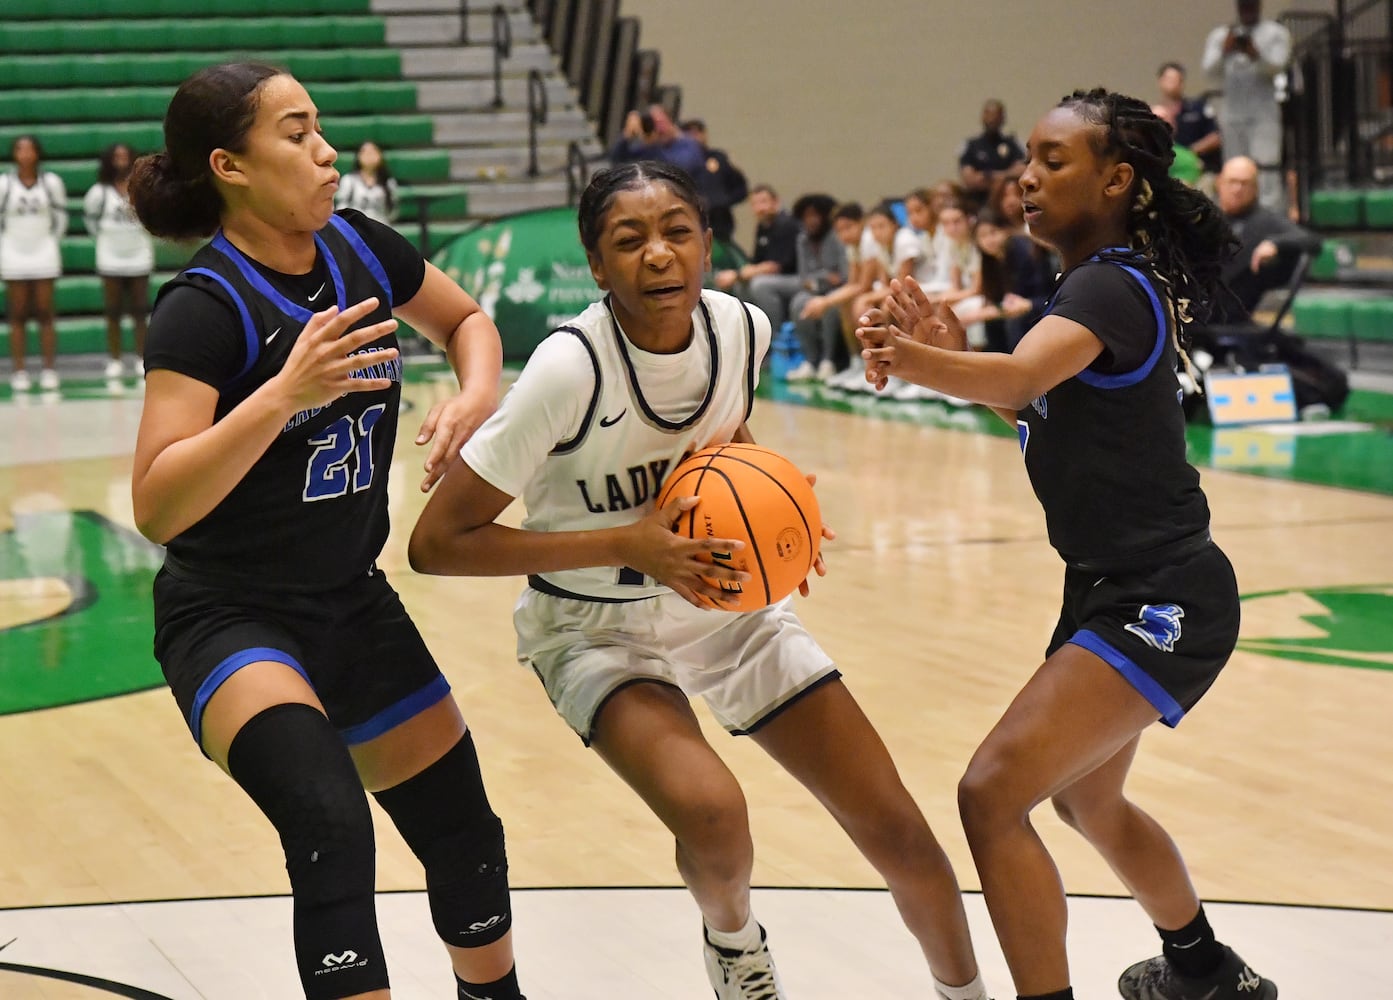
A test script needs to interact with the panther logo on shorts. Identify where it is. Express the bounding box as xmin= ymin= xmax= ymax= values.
xmin=1125 ymin=603 xmax=1186 ymax=653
